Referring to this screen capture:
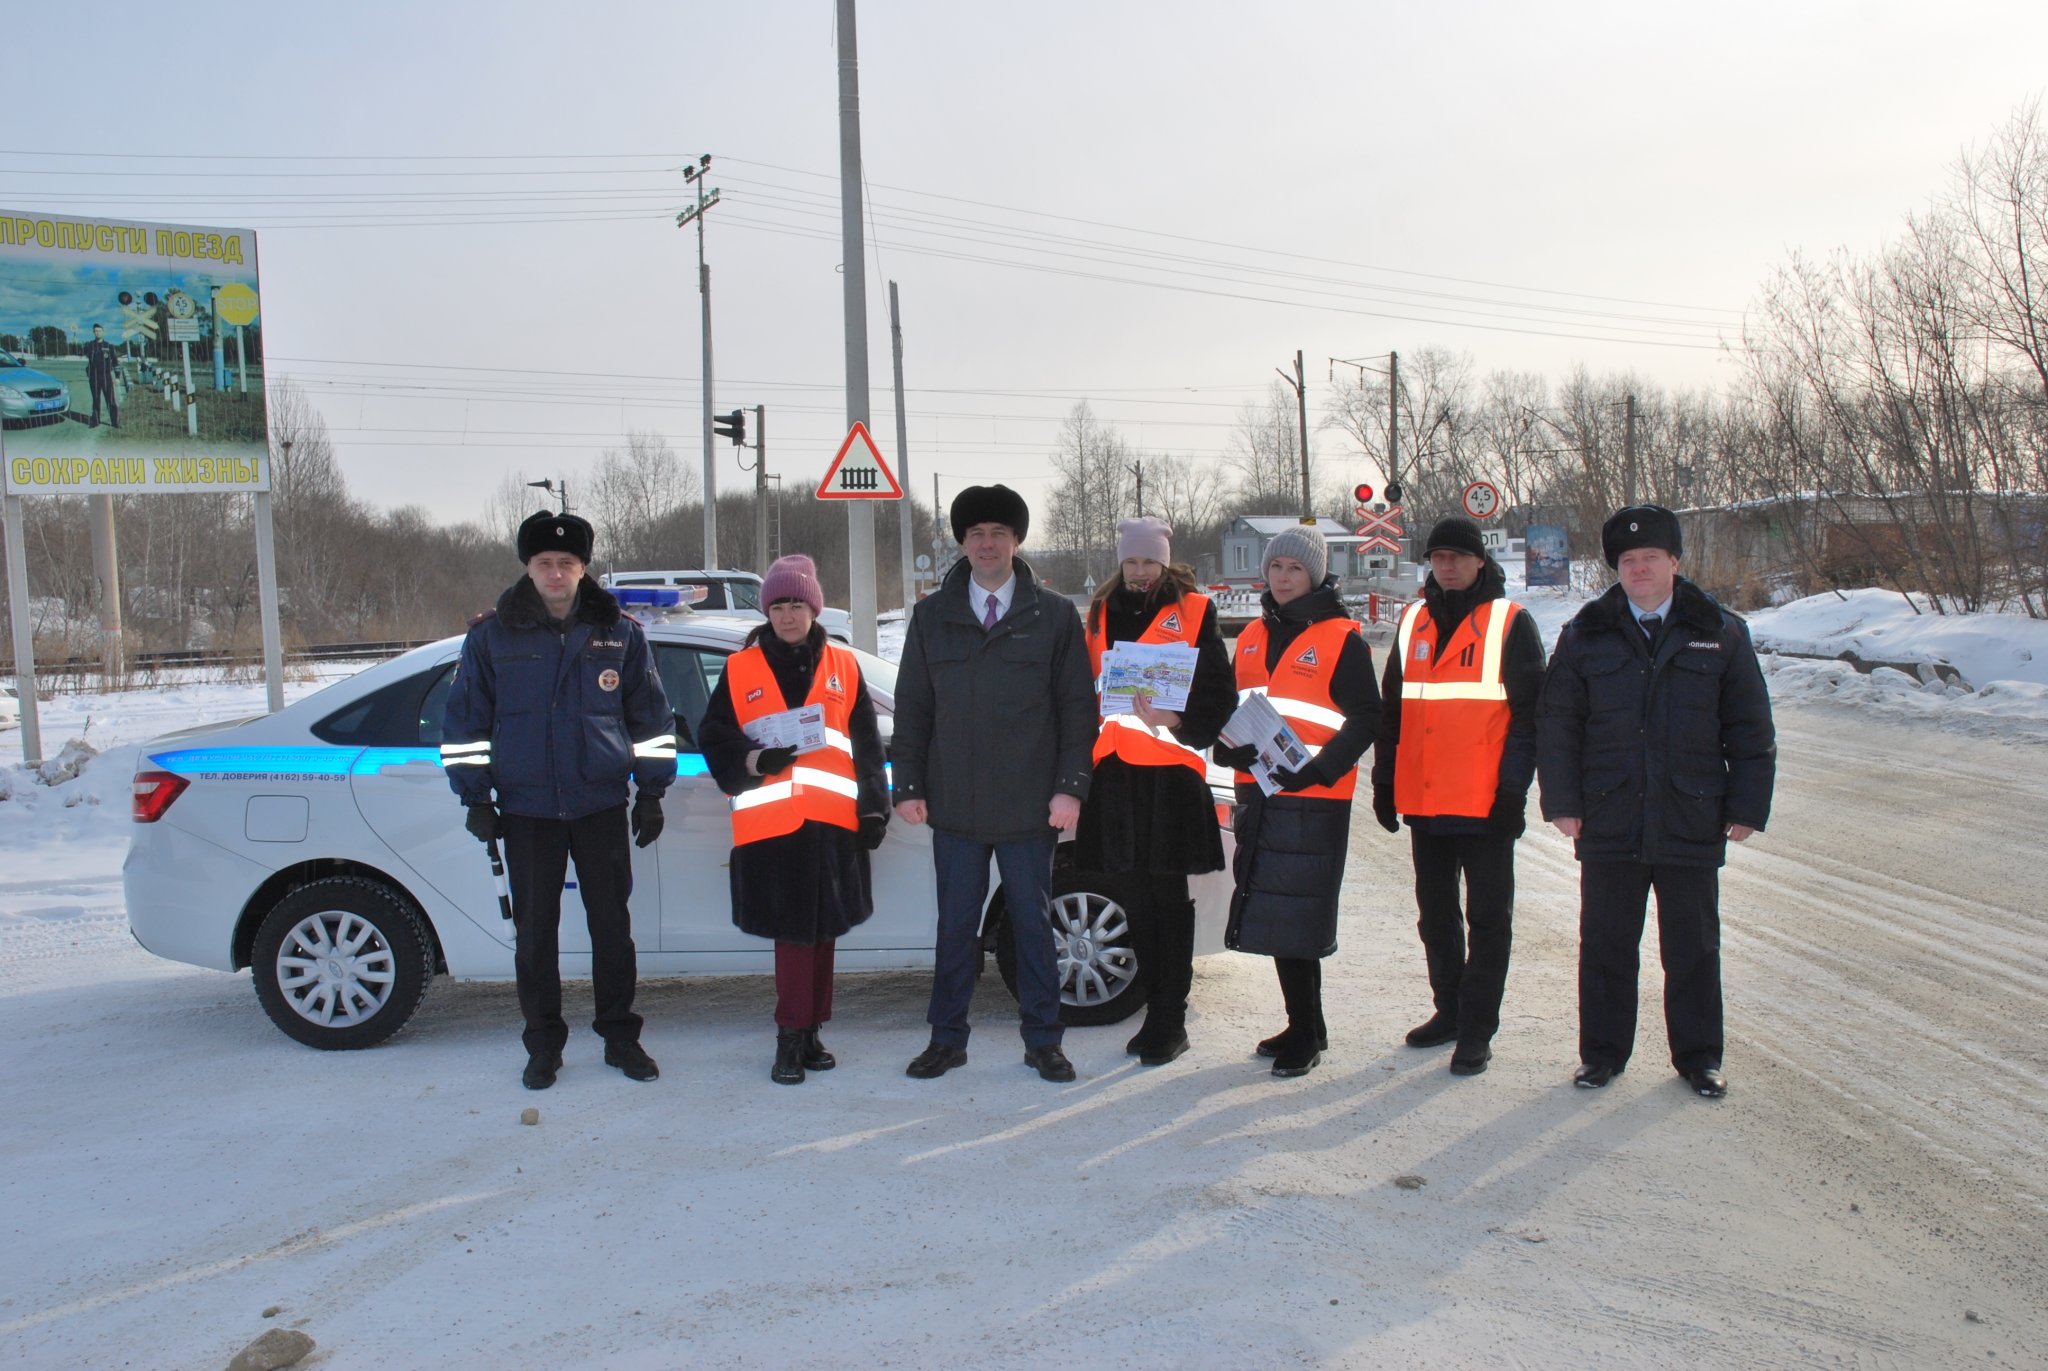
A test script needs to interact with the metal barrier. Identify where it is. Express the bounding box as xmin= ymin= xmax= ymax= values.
xmin=3 ymin=637 xmax=438 ymax=679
